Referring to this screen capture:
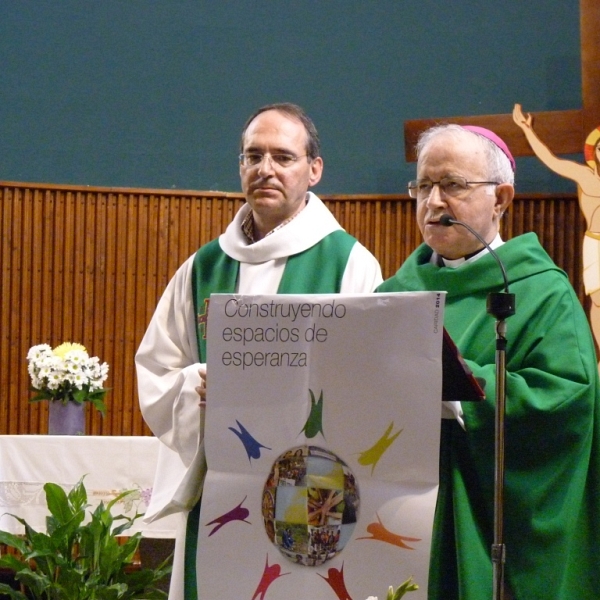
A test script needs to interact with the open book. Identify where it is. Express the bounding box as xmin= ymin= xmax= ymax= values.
xmin=442 ymin=328 xmax=486 ymax=401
